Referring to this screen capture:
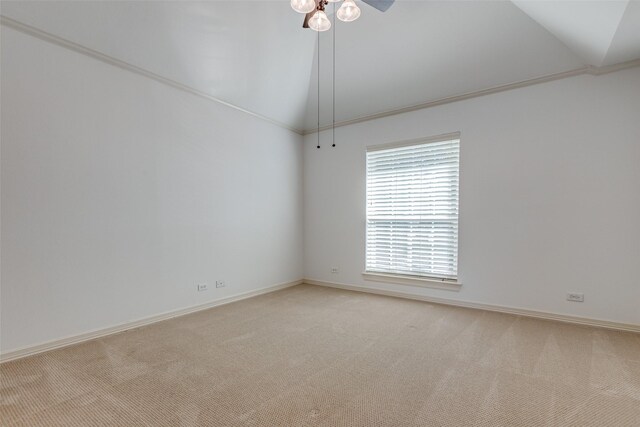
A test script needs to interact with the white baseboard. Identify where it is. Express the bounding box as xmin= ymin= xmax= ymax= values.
xmin=0 ymin=279 xmax=303 ymax=363
xmin=4 ymin=278 xmax=636 ymax=363
xmin=304 ymin=278 xmax=640 ymax=334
